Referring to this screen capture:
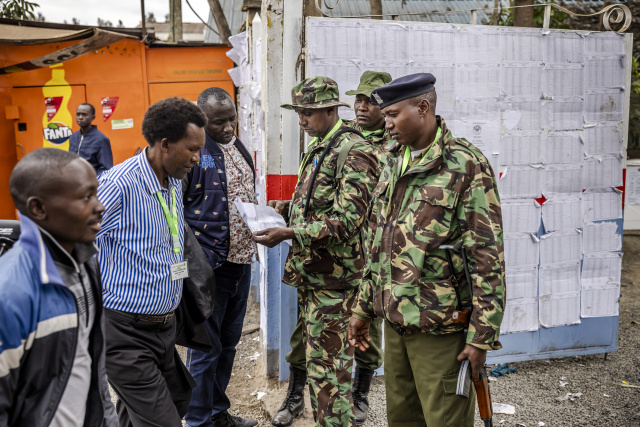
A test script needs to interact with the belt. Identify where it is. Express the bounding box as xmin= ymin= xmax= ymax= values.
xmin=111 ymin=309 xmax=175 ymax=324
